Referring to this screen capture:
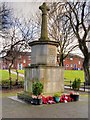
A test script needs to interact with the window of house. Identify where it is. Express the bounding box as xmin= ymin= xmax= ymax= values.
xmin=66 ymin=64 xmax=69 ymax=67
xmin=23 ymin=60 xmax=26 ymax=63
xmin=70 ymin=58 xmax=73 ymax=60
xmin=78 ymin=61 xmax=81 ymax=65
xmin=28 ymin=56 xmax=31 ymax=60
xmin=70 ymin=64 xmax=73 ymax=67
xmin=28 ymin=64 xmax=31 ymax=66
xmin=18 ymin=63 xmax=22 ymax=70
xmin=74 ymin=64 xmax=77 ymax=70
